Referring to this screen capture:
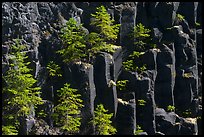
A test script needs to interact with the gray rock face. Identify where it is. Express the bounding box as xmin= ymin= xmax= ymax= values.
xmin=63 ymin=62 xmax=96 ymax=135
xmin=135 ymin=50 xmax=157 ymax=135
xmin=136 ymin=77 xmax=156 ymax=135
xmin=173 ymin=26 xmax=198 ymax=111
xmin=196 ymin=29 xmax=202 ymax=100
xmin=29 ymin=119 xmax=62 ymax=135
xmin=177 ymin=2 xmax=198 ymax=27
xmin=155 ymin=43 xmax=176 ymax=109
xmin=155 ymin=108 xmax=178 ymax=135
xmin=116 ymin=93 xmax=136 ymax=135
xmin=156 ymin=2 xmax=177 ymax=29
xmin=117 ymin=48 xmax=158 ymax=135
xmin=120 ymin=4 xmax=136 ymax=49
xmin=36 ymin=100 xmax=54 ymax=127
xmin=2 ymin=2 xmax=202 ymax=135
xmin=155 ymin=108 xmax=198 ymax=135
xmin=112 ymin=47 xmax=123 ymax=81
xmin=93 ymin=52 xmax=118 ymax=117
